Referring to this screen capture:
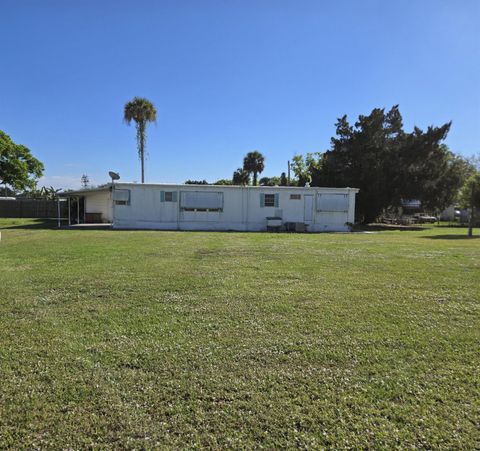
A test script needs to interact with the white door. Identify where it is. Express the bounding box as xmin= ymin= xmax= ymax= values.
xmin=160 ymin=191 xmax=178 ymax=222
xmin=304 ymin=195 xmax=313 ymax=222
